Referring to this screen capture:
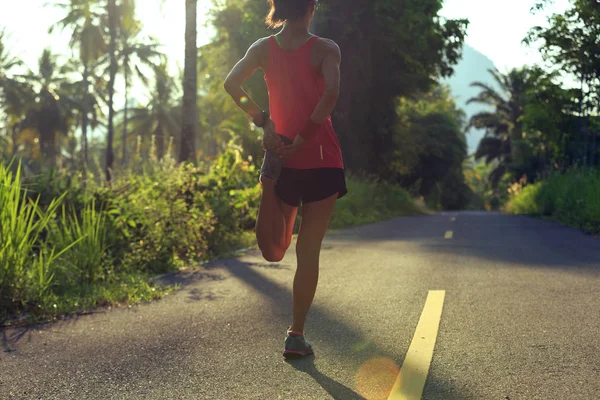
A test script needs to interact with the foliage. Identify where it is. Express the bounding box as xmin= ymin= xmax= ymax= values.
xmin=311 ymin=0 xmax=469 ymax=176
xmin=97 ymin=157 xmax=215 ymax=274
xmin=466 ymin=65 xmax=588 ymax=205
xmin=525 ymin=0 xmax=600 ymax=167
xmin=48 ymin=200 xmax=111 ymax=285
xmin=0 ymin=144 xmax=264 ymax=323
xmin=389 ymin=85 xmax=471 ymax=209
xmin=0 ymin=162 xmax=76 ymax=318
xmin=505 ymin=168 xmax=600 ymax=234
xmin=329 ymin=177 xmax=426 ymax=229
